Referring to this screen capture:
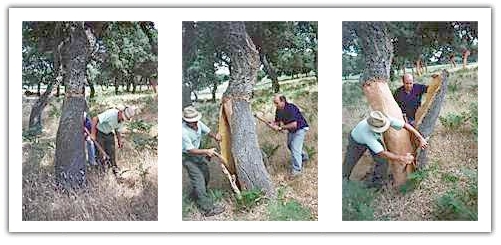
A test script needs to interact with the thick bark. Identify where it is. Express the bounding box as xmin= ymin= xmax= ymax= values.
xmin=259 ymin=52 xmax=280 ymax=93
xmin=357 ymin=22 xmax=413 ymax=186
xmin=54 ymin=22 xmax=88 ymax=190
xmin=414 ymin=70 xmax=449 ymax=167
xmin=223 ymin=22 xmax=275 ymax=197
